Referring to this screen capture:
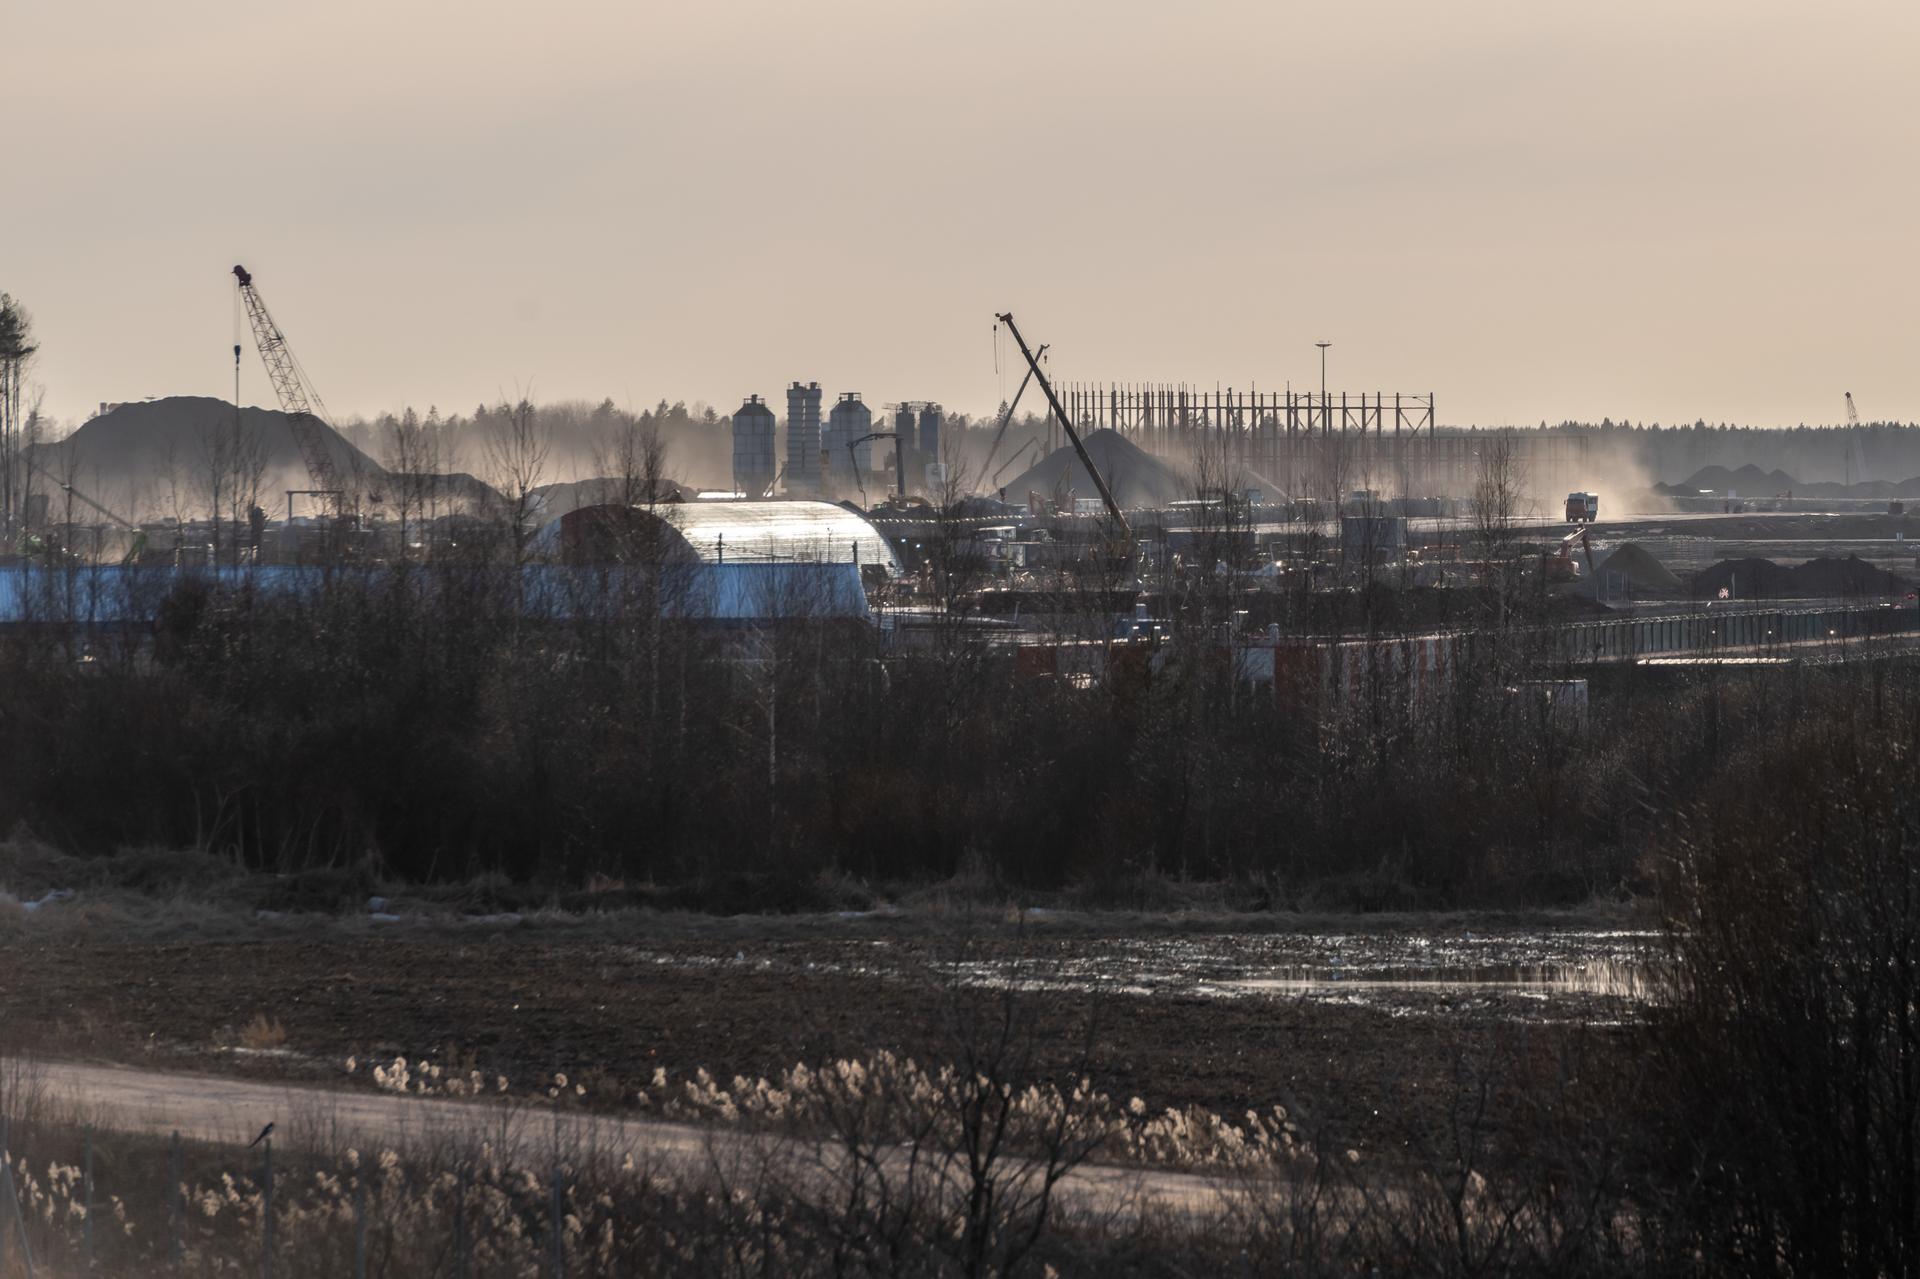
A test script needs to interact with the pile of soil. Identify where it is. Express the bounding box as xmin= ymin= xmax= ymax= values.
xmin=1593 ymin=543 xmax=1683 ymax=593
xmin=33 ymin=397 xmax=387 ymax=519
xmin=999 ymin=429 xmax=1198 ymax=509
xmin=1671 ymin=463 xmax=1800 ymax=494
xmin=1791 ymin=555 xmax=1911 ymax=596
xmin=1692 ymin=558 xmax=1796 ymax=597
xmin=1661 ymin=462 xmax=1920 ymax=501
xmin=1793 ymin=478 xmax=1920 ymax=499
xmin=1694 ymin=554 xmax=1909 ymax=598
